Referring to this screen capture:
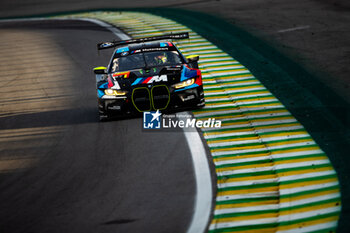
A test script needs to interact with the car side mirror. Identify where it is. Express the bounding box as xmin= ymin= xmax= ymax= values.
xmin=186 ymin=55 xmax=199 ymax=69
xmin=93 ymin=66 xmax=107 ymax=74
